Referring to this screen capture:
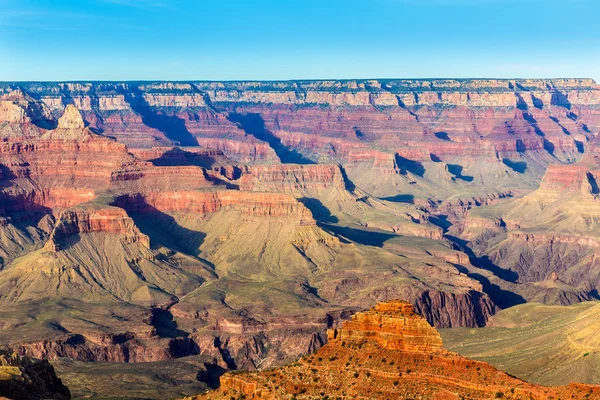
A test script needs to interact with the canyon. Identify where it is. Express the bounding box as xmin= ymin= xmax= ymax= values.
xmin=0 ymin=79 xmax=599 ymax=397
